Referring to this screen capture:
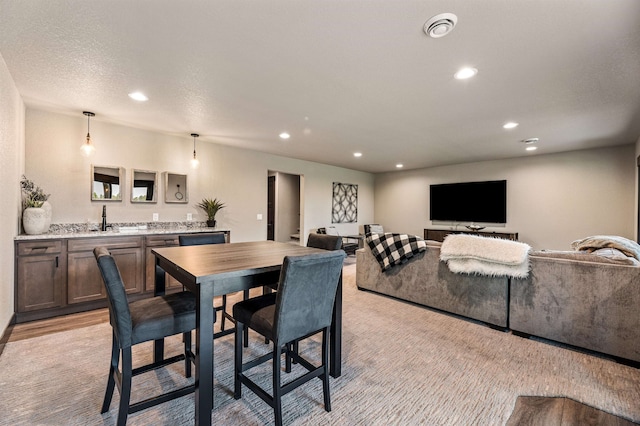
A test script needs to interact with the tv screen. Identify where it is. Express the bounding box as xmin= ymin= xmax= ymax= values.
xmin=429 ymin=180 xmax=507 ymax=224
